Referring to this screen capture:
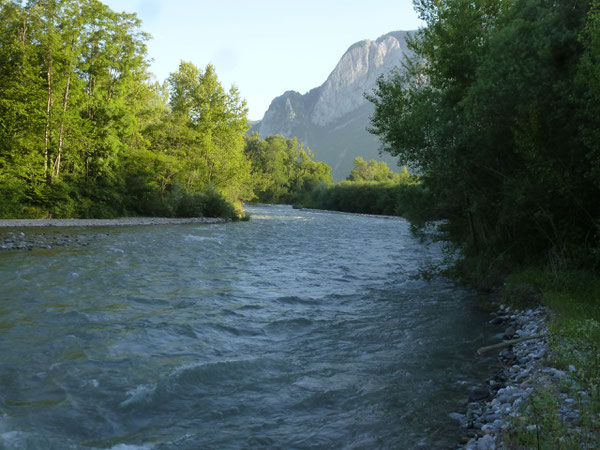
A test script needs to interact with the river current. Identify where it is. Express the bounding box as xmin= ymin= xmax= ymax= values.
xmin=0 ymin=205 xmax=496 ymax=449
